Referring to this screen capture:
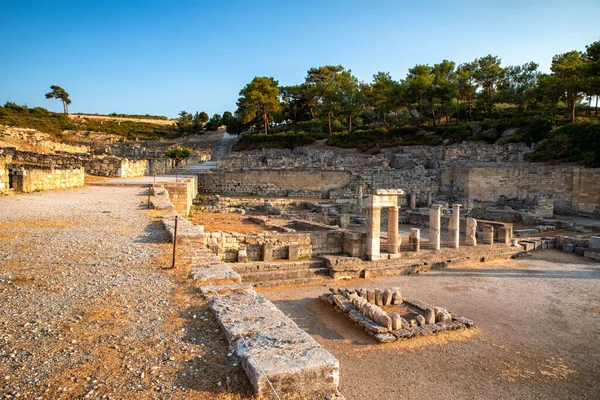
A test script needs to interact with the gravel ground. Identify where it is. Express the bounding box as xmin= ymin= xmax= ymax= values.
xmin=0 ymin=187 xmax=252 ymax=399
xmin=260 ymin=252 xmax=600 ymax=400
